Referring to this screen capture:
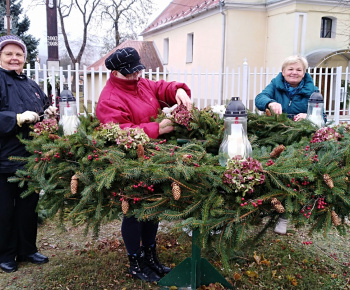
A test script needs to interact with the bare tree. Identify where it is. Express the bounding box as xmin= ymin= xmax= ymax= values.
xmin=100 ymin=0 xmax=154 ymax=47
xmin=57 ymin=0 xmax=102 ymax=67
